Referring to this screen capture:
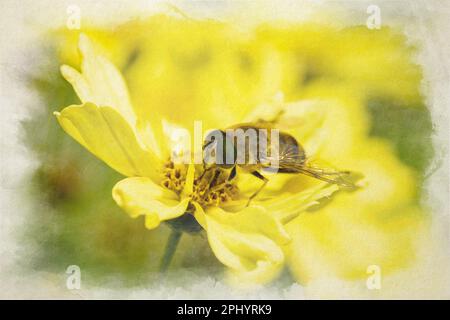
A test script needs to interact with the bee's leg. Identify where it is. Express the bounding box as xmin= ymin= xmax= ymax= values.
xmin=208 ymin=166 xmax=236 ymax=193
xmin=246 ymin=171 xmax=269 ymax=206
xmin=208 ymin=169 xmax=221 ymax=188
xmin=198 ymin=163 xmax=212 ymax=180
xmin=227 ymin=165 xmax=237 ymax=181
